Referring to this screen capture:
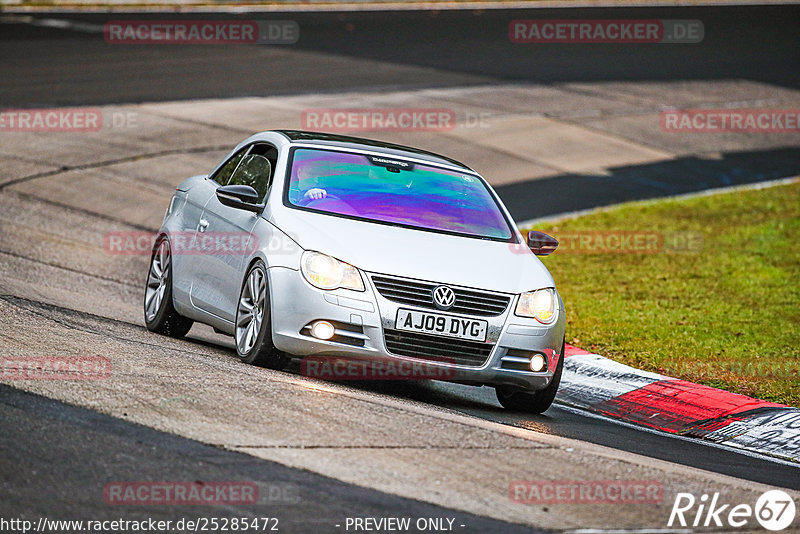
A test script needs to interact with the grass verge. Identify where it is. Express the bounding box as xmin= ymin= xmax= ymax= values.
xmin=528 ymin=181 xmax=799 ymax=407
